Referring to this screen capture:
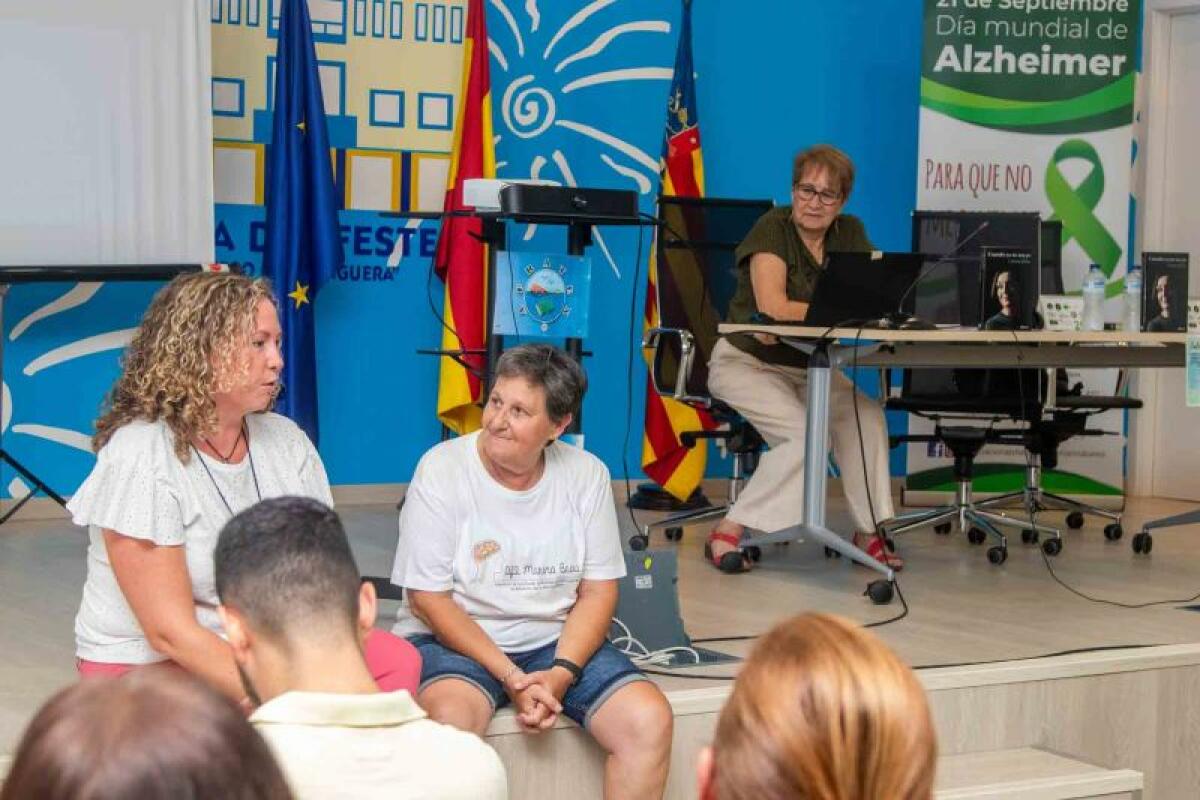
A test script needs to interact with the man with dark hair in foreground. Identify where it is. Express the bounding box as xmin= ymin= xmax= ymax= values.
xmin=215 ymin=496 xmax=507 ymax=800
